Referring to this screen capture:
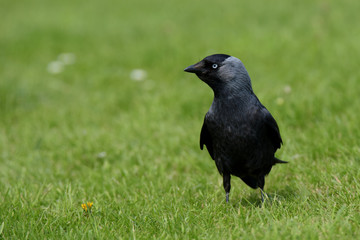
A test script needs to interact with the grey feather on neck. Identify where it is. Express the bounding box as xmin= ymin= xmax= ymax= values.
xmin=215 ymin=57 xmax=253 ymax=99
